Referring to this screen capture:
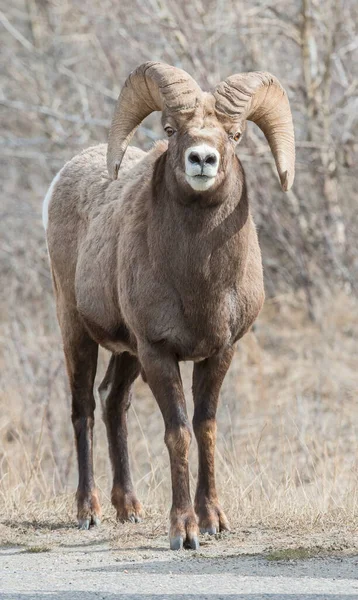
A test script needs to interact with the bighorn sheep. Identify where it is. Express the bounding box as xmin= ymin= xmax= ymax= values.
xmin=43 ymin=62 xmax=295 ymax=550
